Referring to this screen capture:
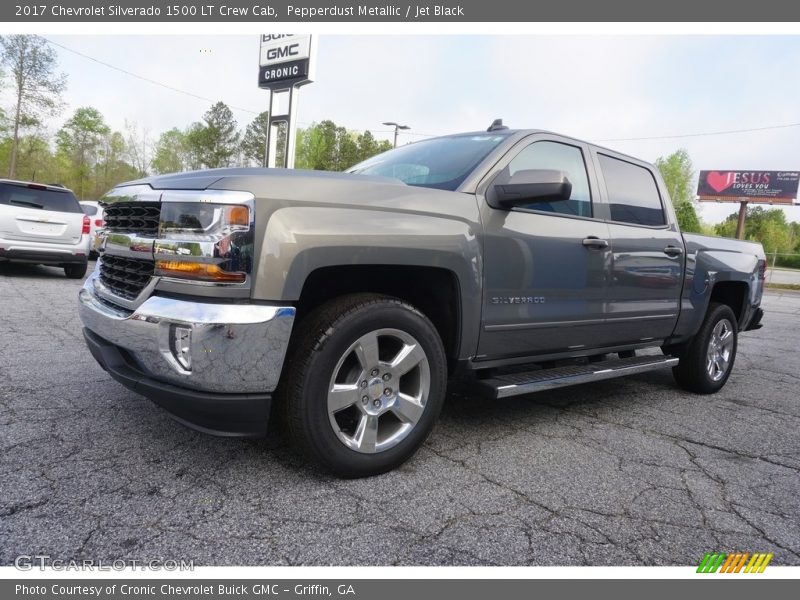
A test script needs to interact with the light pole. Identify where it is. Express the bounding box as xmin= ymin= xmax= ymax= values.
xmin=383 ymin=122 xmax=410 ymax=148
